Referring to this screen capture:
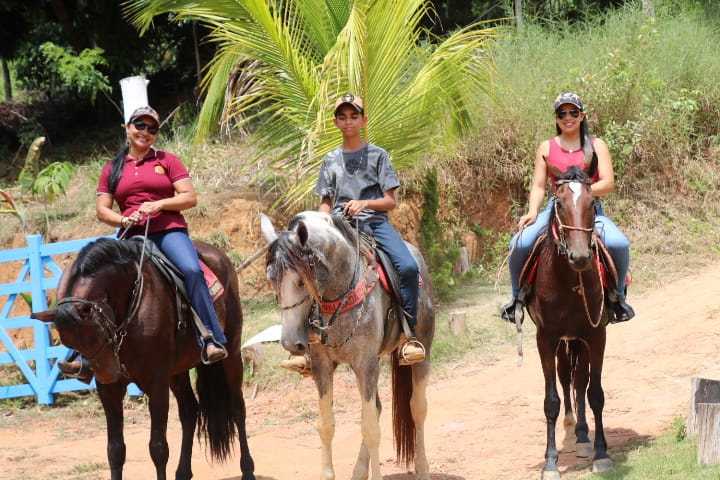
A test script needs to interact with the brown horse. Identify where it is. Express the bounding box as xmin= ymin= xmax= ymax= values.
xmin=514 ymin=166 xmax=613 ymax=479
xmin=31 ymin=237 xmax=255 ymax=480
xmin=261 ymin=211 xmax=435 ymax=480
